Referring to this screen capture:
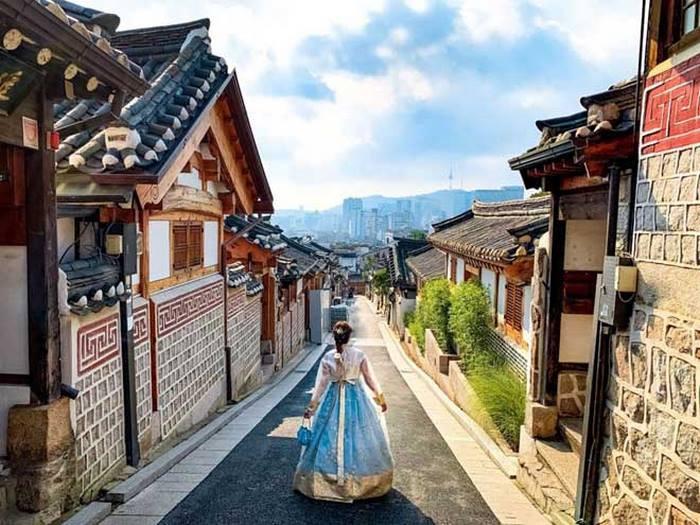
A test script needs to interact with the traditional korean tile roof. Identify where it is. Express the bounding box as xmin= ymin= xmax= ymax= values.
xmin=389 ymin=237 xmax=428 ymax=287
xmin=55 ymin=19 xmax=227 ymax=175
xmin=225 ymin=215 xmax=287 ymax=252
xmin=428 ymin=197 xmax=550 ymax=265
xmin=0 ymin=0 xmax=147 ymax=100
xmin=227 ymin=262 xmax=263 ymax=296
xmin=59 ymin=256 xmax=128 ymax=315
xmin=406 ymin=246 xmax=446 ymax=282
xmin=509 ymin=78 xmax=638 ymax=174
